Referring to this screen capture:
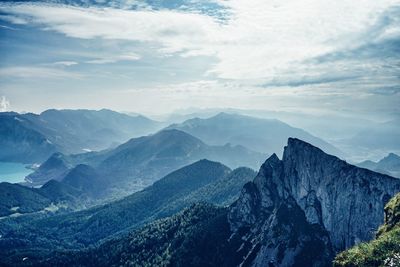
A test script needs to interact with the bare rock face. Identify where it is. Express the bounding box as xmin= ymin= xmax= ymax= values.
xmin=228 ymin=138 xmax=400 ymax=266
